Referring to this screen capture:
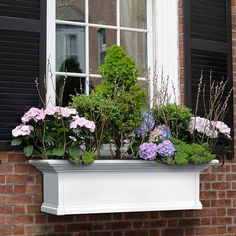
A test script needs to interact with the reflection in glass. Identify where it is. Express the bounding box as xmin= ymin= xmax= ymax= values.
xmin=120 ymin=31 xmax=147 ymax=76
xmin=89 ymin=77 xmax=102 ymax=93
xmin=56 ymin=0 xmax=85 ymax=22
xmin=89 ymin=27 xmax=116 ymax=74
xmin=56 ymin=75 xmax=85 ymax=106
xmin=56 ymin=25 xmax=85 ymax=73
xmin=89 ymin=0 xmax=116 ymax=26
xmin=120 ymin=0 xmax=147 ymax=29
